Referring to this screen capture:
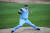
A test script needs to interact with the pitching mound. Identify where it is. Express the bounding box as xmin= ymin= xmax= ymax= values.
xmin=0 ymin=27 xmax=50 ymax=33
